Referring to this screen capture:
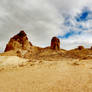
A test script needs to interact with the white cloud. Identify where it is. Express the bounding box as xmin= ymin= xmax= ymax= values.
xmin=61 ymin=31 xmax=92 ymax=50
xmin=0 ymin=0 xmax=92 ymax=52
